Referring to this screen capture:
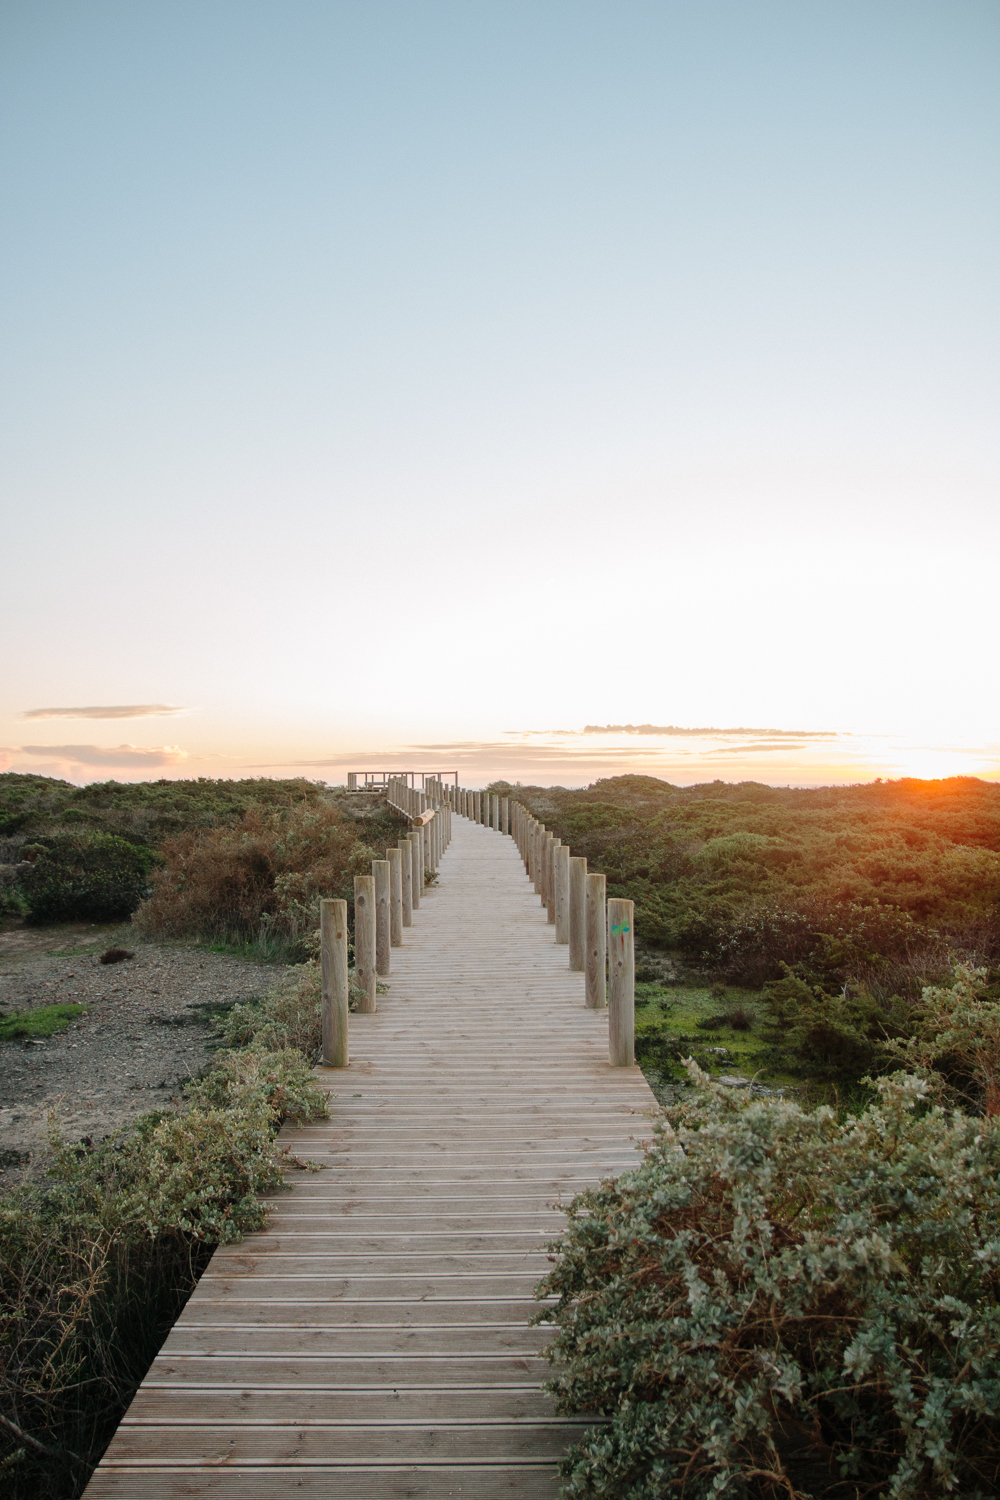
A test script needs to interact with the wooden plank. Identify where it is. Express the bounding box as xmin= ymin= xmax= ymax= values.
xmin=84 ymin=817 xmax=657 ymax=1497
xmin=122 ymin=1389 xmax=565 ymax=1422
xmin=85 ymin=1467 xmax=562 ymax=1498
xmin=101 ymin=1423 xmax=583 ymax=1461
